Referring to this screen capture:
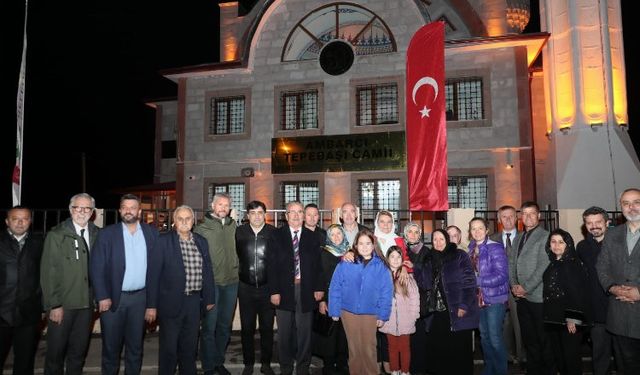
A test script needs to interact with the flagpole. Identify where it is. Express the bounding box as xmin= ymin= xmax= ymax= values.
xmin=13 ymin=0 xmax=28 ymax=206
